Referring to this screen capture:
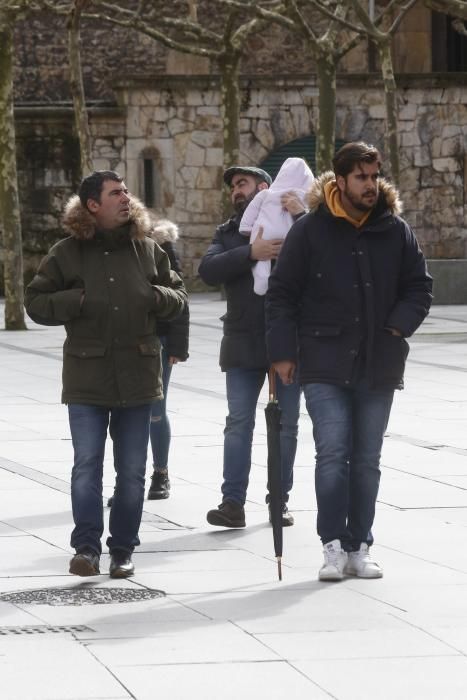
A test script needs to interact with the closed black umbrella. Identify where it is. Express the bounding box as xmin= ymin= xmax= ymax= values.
xmin=265 ymin=368 xmax=283 ymax=581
